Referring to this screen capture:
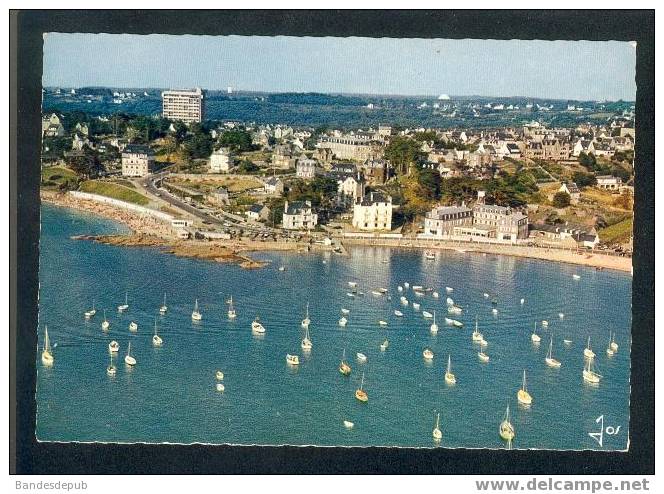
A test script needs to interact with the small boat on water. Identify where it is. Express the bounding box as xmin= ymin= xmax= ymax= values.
xmin=520 ymin=298 xmax=525 ymax=305
xmin=432 ymin=413 xmax=442 ymax=441
xmin=355 ymin=373 xmax=368 ymax=402
xmin=278 ymin=266 xmax=285 ymax=272
xmin=423 ymin=348 xmax=434 ymax=360
xmin=472 ymin=317 xmax=483 ymax=342
xmin=106 ymin=353 xmax=116 ymax=376
xmin=101 ymin=310 xmax=110 ymax=331
xmin=542 ymin=320 xmax=549 ymax=328
xmin=499 ymin=405 xmax=515 ymax=442
xmin=159 ymin=293 xmax=168 ymax=314
xmin=108 ymin=340 xmax=119 ymax=353
xmin=215 ymin=370 xmax=224 ymax=381
xmin=252 ymin=317 xmax=266 ymax=334
xmin=447 ymin=305 xmax=462 ymax=315
xmin=573 ymin=274 xmax=581 ymax=280
xmin=397 ymin=285 xmax=403 ymax=292
xmin=400 ymin=296 xmax=409 ymax=306
xmin=41 ymin=326 xmax=54 ymax=366
xmin=558 ymin=312 xmax=565 ymax=319
xmin=445 ymin=317 xmax=463 ymax=327
xmin=348 ymin=281 xmax=358 ymax=288
xmin=584 ymin=336 xmax=595 ymax=359
xmin=609 ymin=332 xmax=618 ymax=352
xmin=227 ymin=296 xmax=237 ymax=319
xmin=606 ymin=333 xmax=615 ymax=356
xmin=424 ymin=251 xmax=436 ymax=260
xmin=191 ymin=299 xmax=202 ymax=321
xmin=338 ymin=316 xmax=348 ymax=327
xmin=412 ymin=285 xmax=423 ymax=291
xmin=583 ymin=358 xmax=602 ymax=384
xmin=117 ymin=292 xmax=129 ymax=312
xmin=339 ymin=349 xmax=352 ymax=375
xmin=412 ymin=302 xmax=420 ymax=310
xmin=216 ymin=383 xmax=225 ymax=392
xmin=446 ymin=297 xmax=454 ymax=306
xmin=301 ymin=326 xmax=313 ymax=350
xmin=356 ymin=352 xmax=367 ymax=363
xmin=404 ymin=282 xmax=410 ymax=289
xmin=483 ymin=293 xmax=489 ymax=298
xmin=341 ymin=308 xmax=350 ymax=315
xmin=371 ymin=290 xmax=382 ymax=297
xmin=346 ymin=292 xmax=355 ymax=298
xmin=432 ymin=291 xmax=439 ymax=299
xmin=301 ymin=302 xmax=311 ymax=328
xmin=478 ymin=338 xmax=489 ymax=362
xmin=152 ymin=318 xmax=163 ymax=346
xmin=531 ymin=322 xmax=541 ymax=344
xmin=545 ymin=337 xmax=561 ymax=368
xmin=445 ymin=355 xmax=456 ymax=385
xmin=517 ymin=370 xmax=533 ymax=405
xmin=394 ymin=310 xmax=404 ymax=317
xmin=380 ymin=339 xmax=389 ymax=351
xmin=446 ymin=287 xmax=454 ymax=293
xmin=422 ymin=310 xmax=433 ymax=319
xmin=124 ymin=342 xmax=136 ymax=366
xmin=378 ymin=320 xmax=388 ymax=327
xmin=492 ymin=308 xmax=498 ymax=315
xmin=84 ymin=300 xmax=96 ymax=319
xmin=563 ymin=339 xmax=573 ymax=345
xmin=129 ymin=321 xmax=138 ymax=332
xmin=379 ymin=288 xmax=388 ymax=294
xmin=343 ymin=420 xmax=354 ymax=429
xmin=430 ymin=311 xmax=439 ymax=334
xmin=286 ymin=354 xmax=300 ymax=365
